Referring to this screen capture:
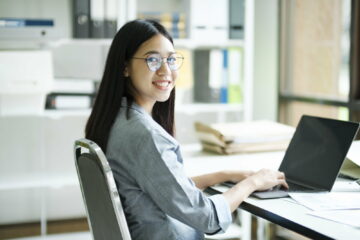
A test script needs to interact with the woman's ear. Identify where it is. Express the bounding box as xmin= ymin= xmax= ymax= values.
xmin=124 ymin=66 xmax=129 ymax=77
